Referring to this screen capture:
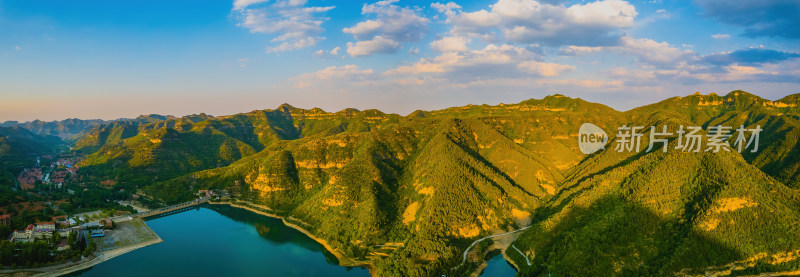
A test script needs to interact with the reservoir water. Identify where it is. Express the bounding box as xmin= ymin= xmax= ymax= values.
xmin=480 ymin=254 xmax=517 ymax=276
xmin=71 ymin=205 xmax=369 ymax=276
xmin=70 ymin=204 xmax=516 ymax=276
